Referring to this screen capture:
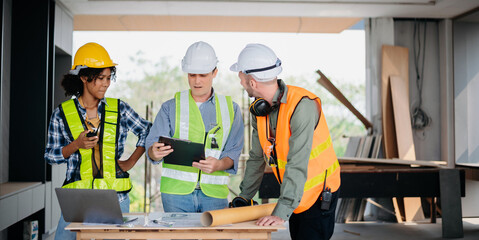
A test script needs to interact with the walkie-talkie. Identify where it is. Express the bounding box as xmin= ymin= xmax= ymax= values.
xmin=320 ymin=170 xmax=332 ymax=210
xmin=86 ymin=121 xmax=99 ymax=137
xmin=320 ymin=187 xmax=332 ymax=210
